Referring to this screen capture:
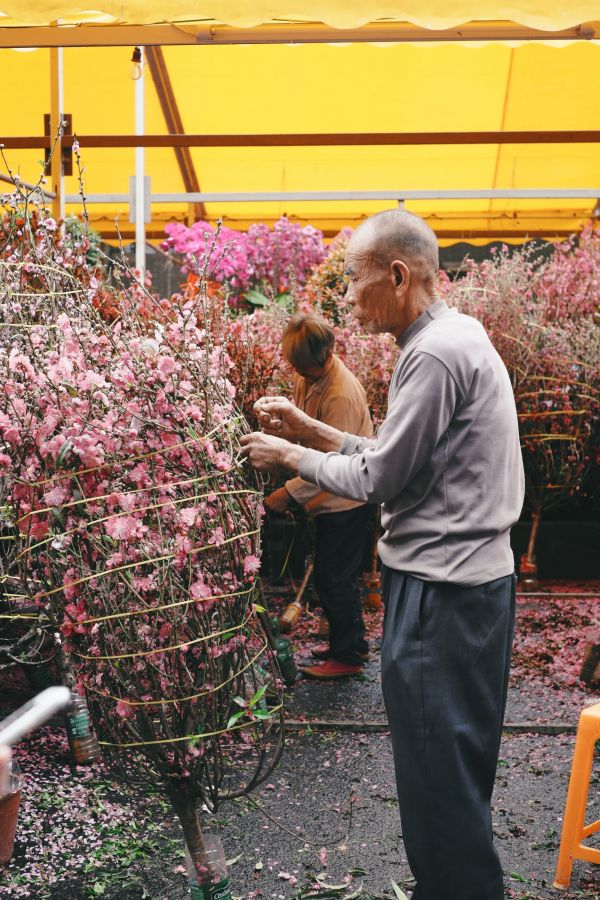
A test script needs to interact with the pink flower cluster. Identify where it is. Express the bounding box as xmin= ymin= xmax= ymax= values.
xmin=162 ymin=217 xmax=325 ymax=300
xmin=442 ymin=240 xmax=600 ymax=516
xmin=0 ymin=243 xmax=280 ymax=799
